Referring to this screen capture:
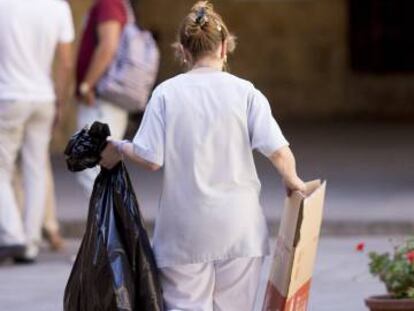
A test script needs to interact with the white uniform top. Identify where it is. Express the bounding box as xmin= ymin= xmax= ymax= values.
xmin=0 ymin=0 xmax=75 ymax=102
xmin=133 ymin=68 xmax=289 ymax=268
